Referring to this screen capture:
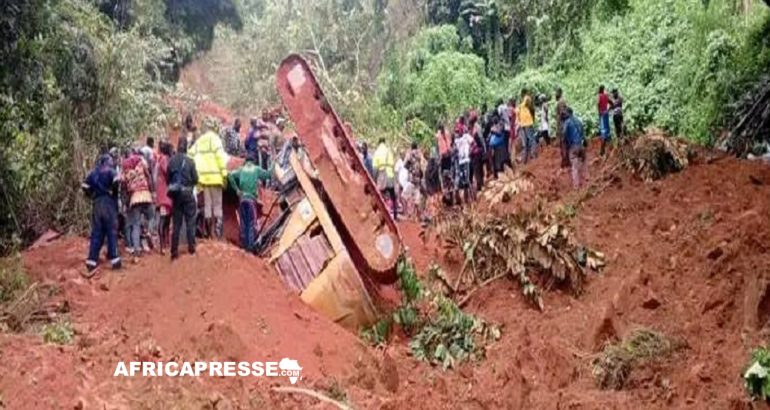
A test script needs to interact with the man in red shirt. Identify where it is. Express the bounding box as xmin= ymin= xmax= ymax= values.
xmin=598 ymin=85 xmax=611 ymax=157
